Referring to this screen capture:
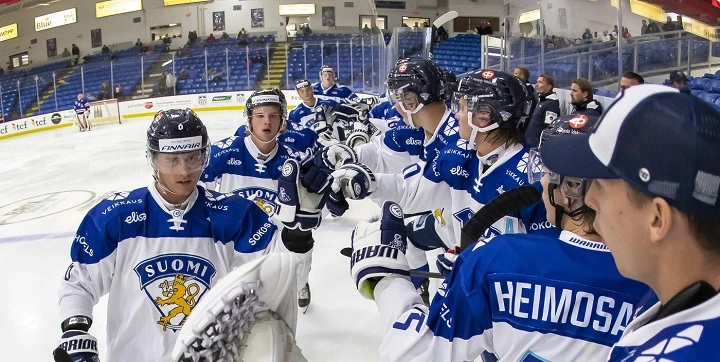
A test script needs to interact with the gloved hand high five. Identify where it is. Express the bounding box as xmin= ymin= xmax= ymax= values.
xmin=54 ymin=330 xmax=100 ymax=362
xmin=275 ymin=158 xmax=331 ymax=231
xmin=350 ymin=201 xmax=411 ymax=300
xmin=330 ymin=162 xmax=376 ymax=200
